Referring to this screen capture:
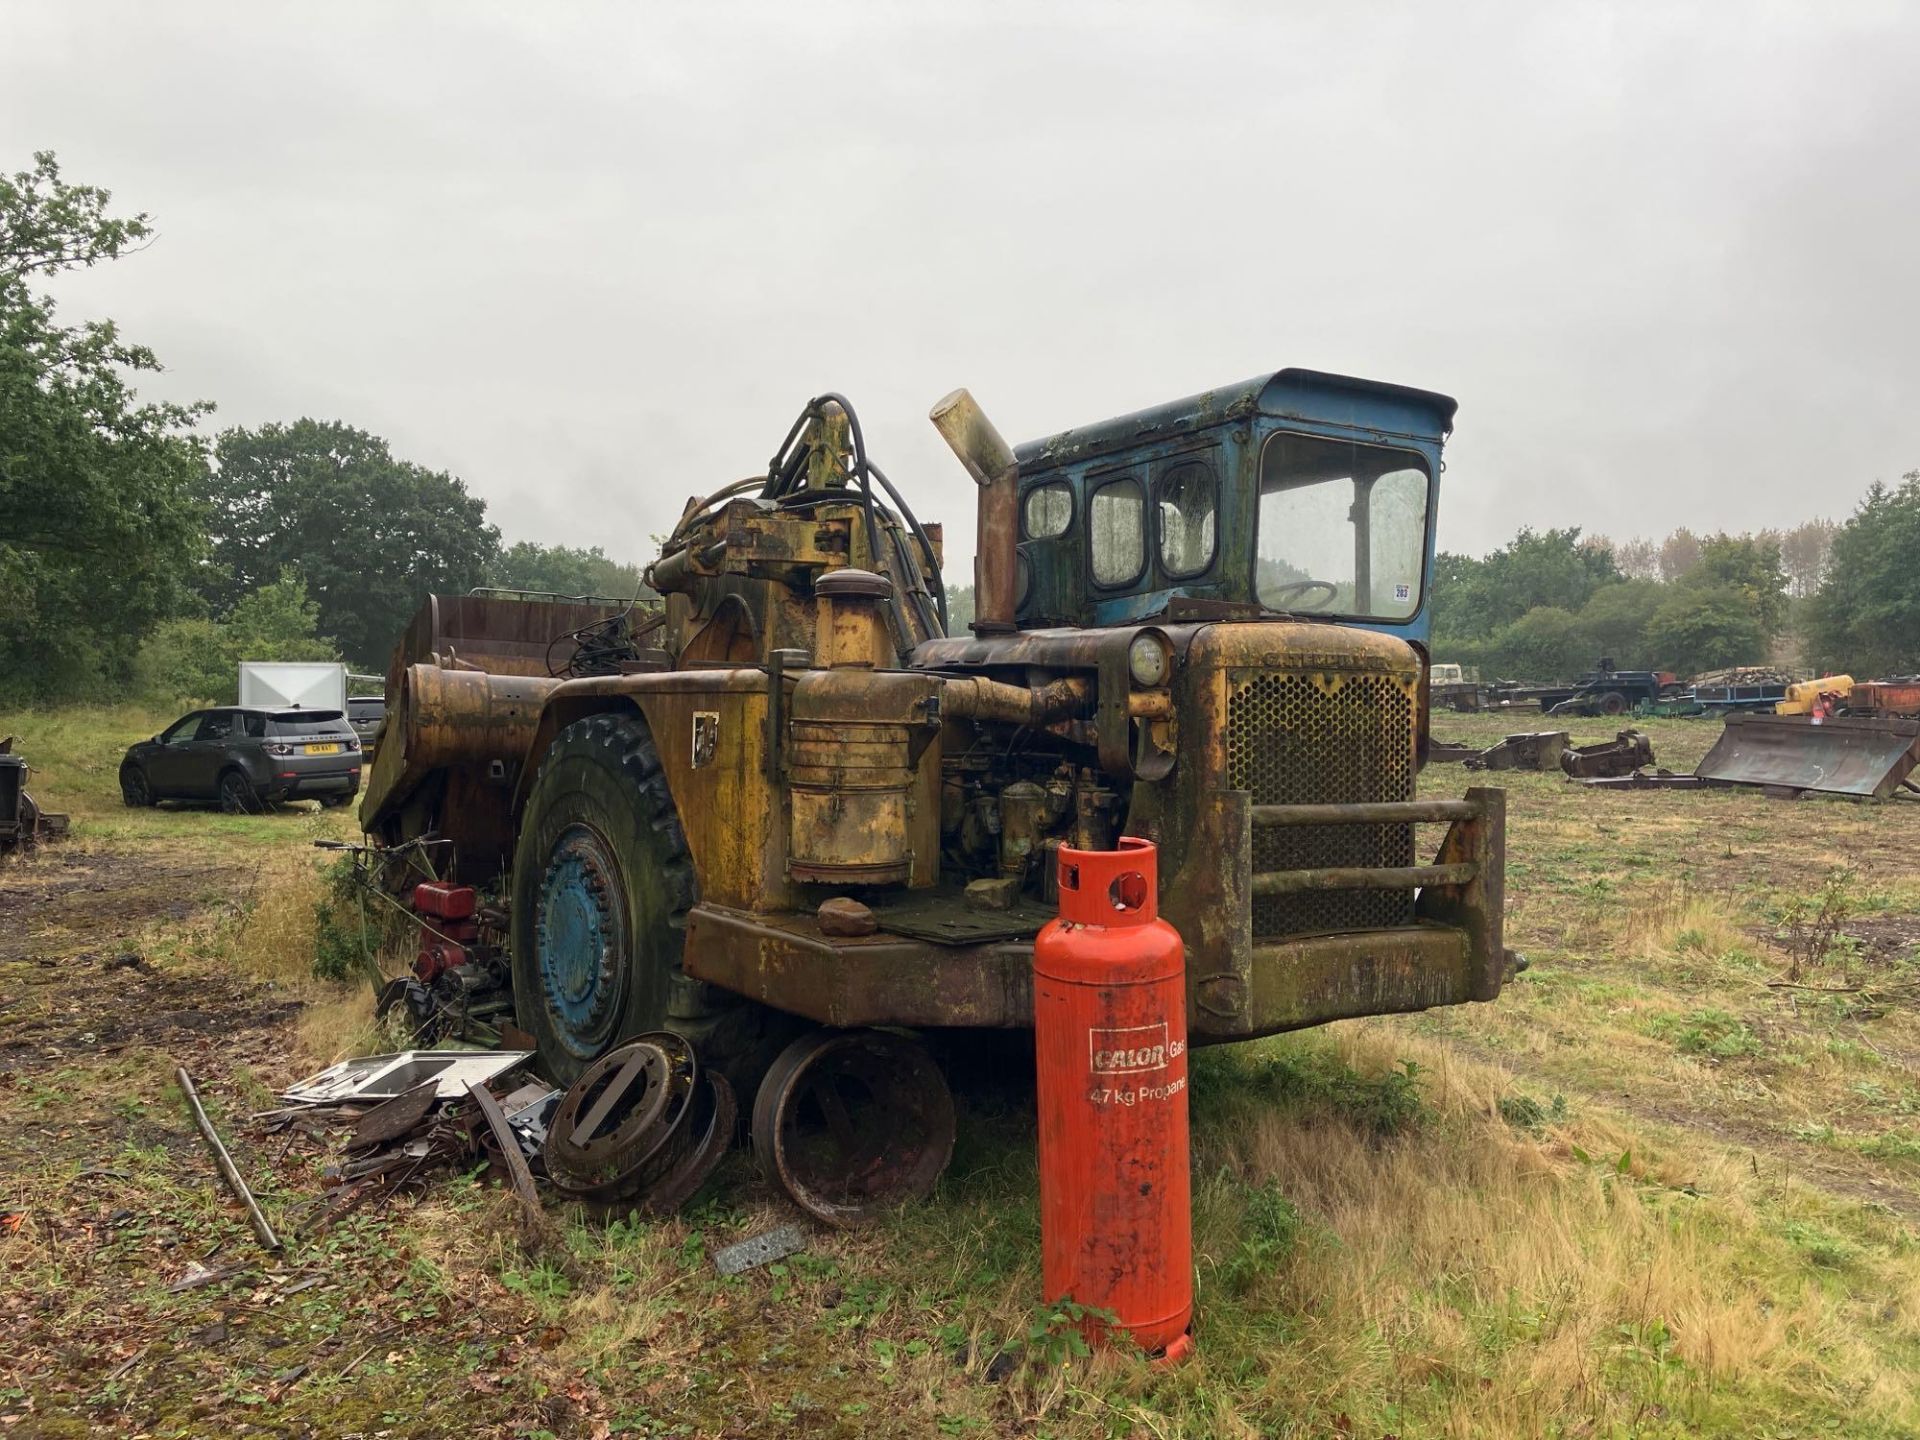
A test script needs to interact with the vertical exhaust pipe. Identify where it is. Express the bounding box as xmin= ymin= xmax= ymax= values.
xmin=930 ymin=388 xmax=1019 ymax=636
